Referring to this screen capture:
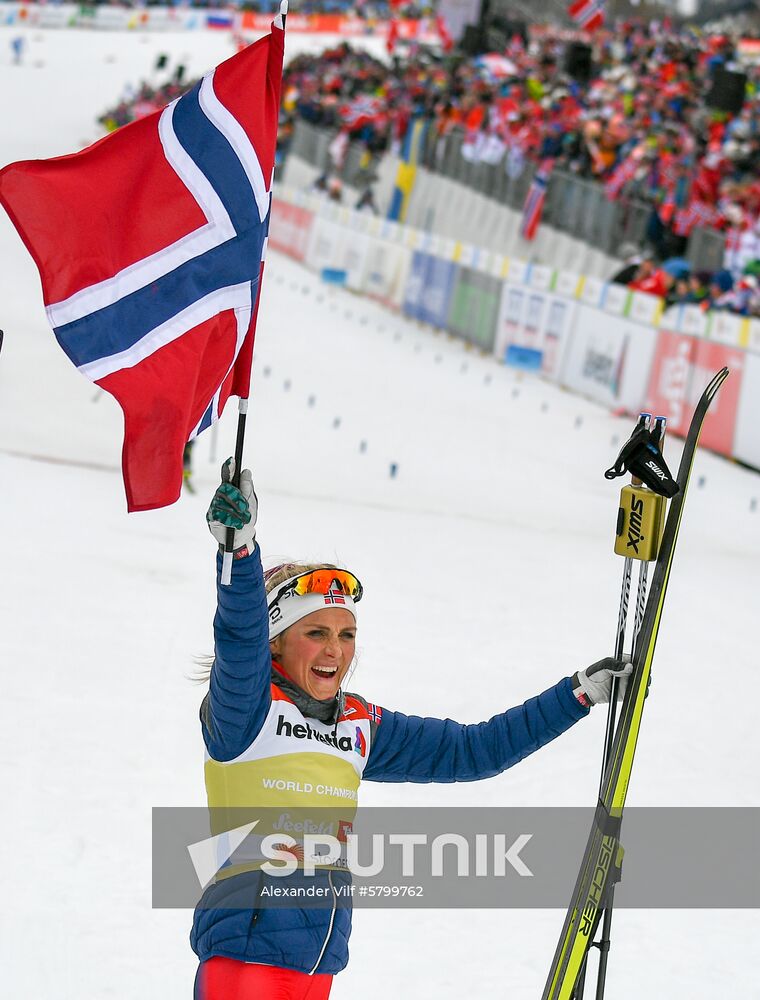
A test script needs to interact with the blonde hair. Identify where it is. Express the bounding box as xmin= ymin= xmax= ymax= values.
xmin=192 ymin=561 xmax=347 ymax=684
